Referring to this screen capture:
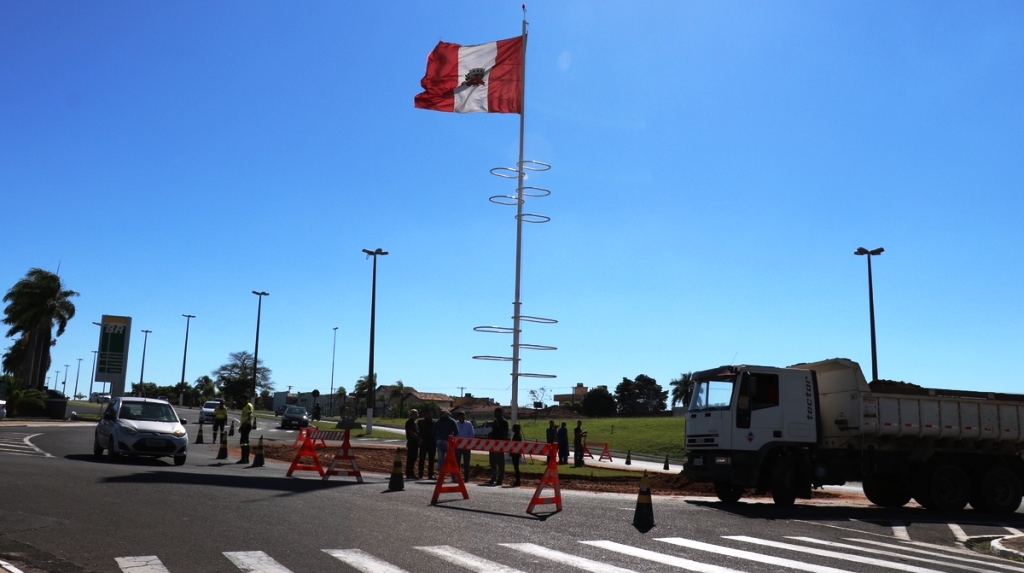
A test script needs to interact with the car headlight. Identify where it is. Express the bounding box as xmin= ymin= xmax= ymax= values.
xmin=119 ymin=425 xmax=139 ymax=436
xmin=173 ymin=429 xmax=186 ymax=437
